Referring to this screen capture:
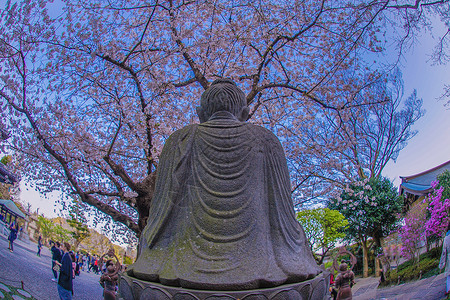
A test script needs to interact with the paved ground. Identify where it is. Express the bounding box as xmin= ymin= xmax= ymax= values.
xmin=0 ymin=235 xmax=103 ymax=300
xmin=352 ymin=273 xmax=447 ymax=300
xmin=1 ymin=232 xmax=448 ymax=300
